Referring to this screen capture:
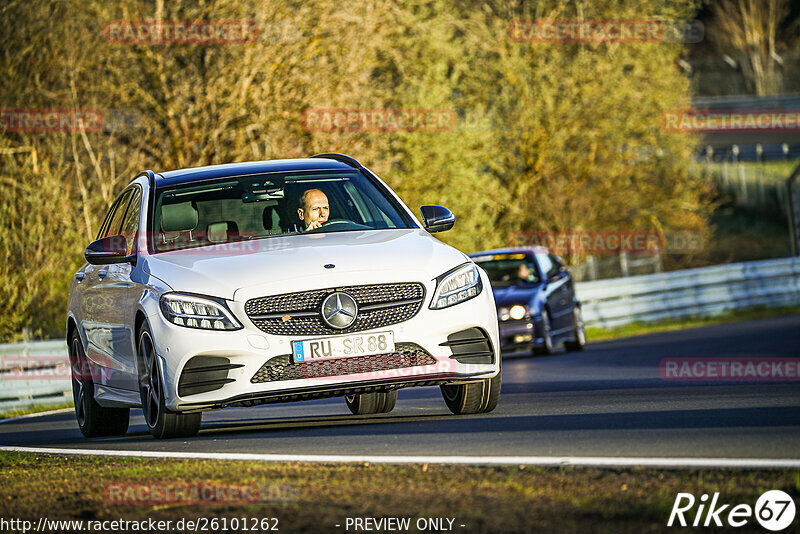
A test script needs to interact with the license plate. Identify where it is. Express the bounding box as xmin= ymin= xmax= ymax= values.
xmin=291 ymin=331 xmax=395 ymax=363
